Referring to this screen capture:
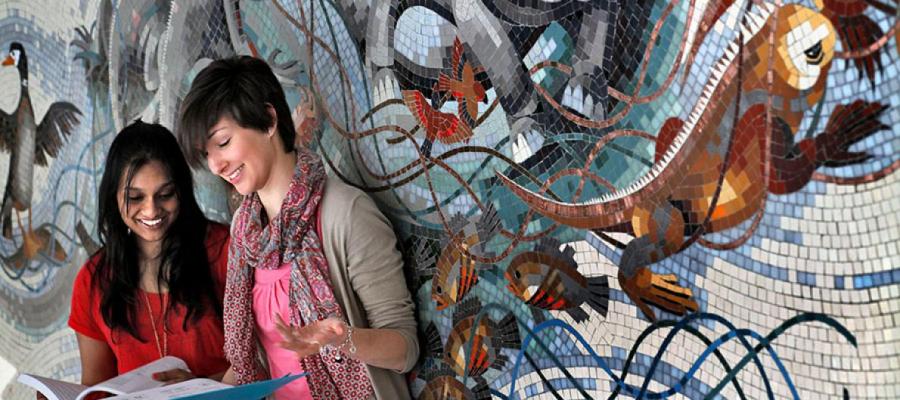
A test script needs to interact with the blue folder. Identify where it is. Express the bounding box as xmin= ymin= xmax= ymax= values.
xmin=172 ymin=373 xmax=306 ymax=400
